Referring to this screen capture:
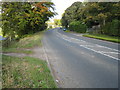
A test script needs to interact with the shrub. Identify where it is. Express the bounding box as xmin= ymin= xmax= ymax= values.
xmin=69 ymin=21 xmax=87 ymax=33
xmin=103 ymin=19 xmax=120 ymax=36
